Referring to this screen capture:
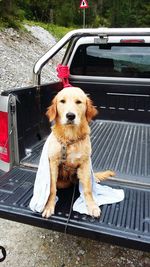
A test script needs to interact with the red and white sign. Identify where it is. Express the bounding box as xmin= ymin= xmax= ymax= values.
xmin=80 ymin=0 xmax=89 ymax=9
